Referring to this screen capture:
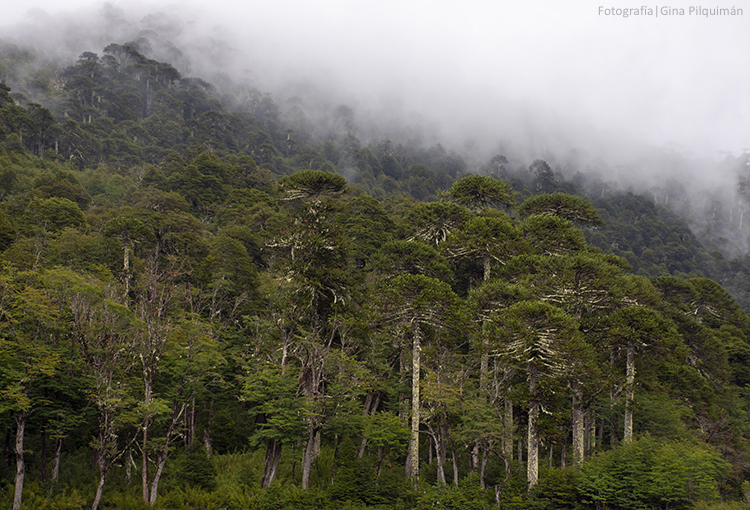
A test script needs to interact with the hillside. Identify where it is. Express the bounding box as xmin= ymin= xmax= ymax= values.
xmin=1 ymin=39 xmax=750 ymax=510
